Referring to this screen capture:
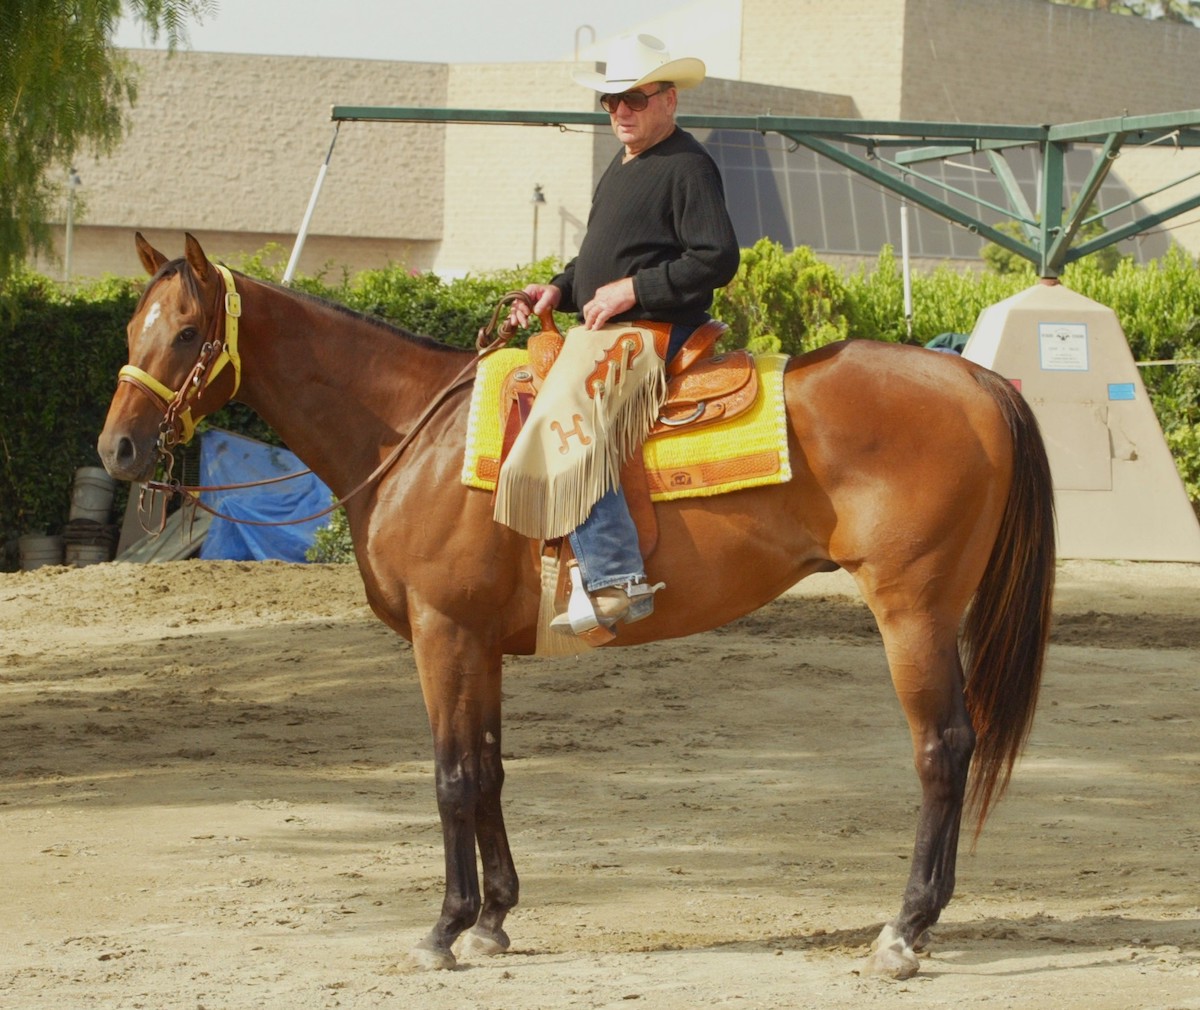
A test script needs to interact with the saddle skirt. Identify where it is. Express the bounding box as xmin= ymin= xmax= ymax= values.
xmin=462 ymin=349 xmax=792 ymax=503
